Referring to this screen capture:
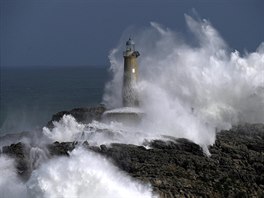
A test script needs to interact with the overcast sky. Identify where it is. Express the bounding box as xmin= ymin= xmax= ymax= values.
xmin=1 ymin=0 xmax=264 ymax=67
